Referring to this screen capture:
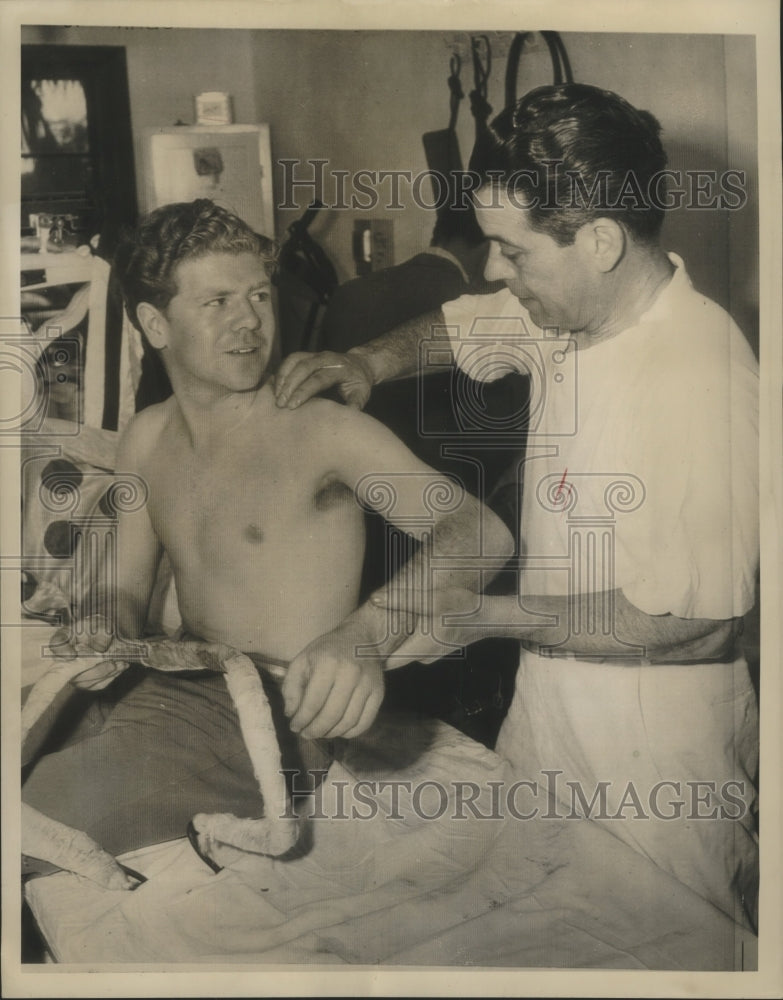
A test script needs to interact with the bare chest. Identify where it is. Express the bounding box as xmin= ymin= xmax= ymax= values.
xmin=142 ymin=432 xmax=358 ymax=560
